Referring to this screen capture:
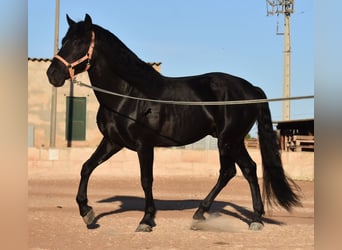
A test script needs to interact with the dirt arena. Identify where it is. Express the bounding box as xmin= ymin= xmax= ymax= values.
xmin=28 ymin=161 xmax=314 ymax=249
